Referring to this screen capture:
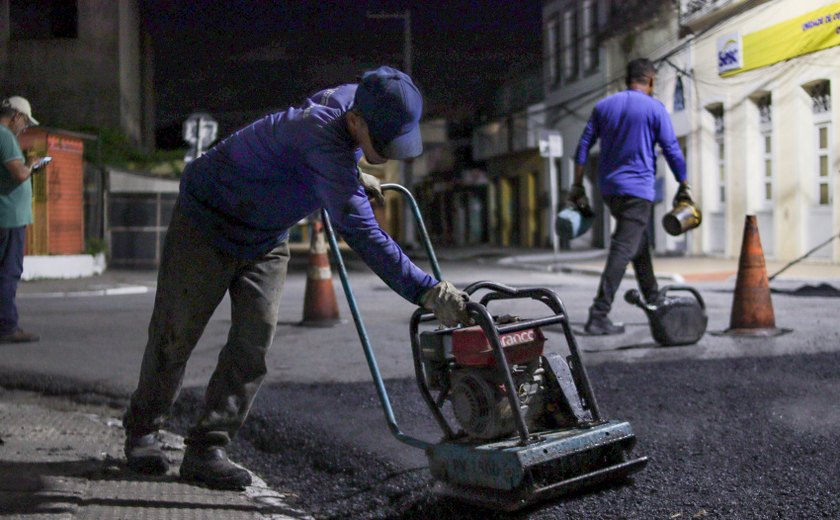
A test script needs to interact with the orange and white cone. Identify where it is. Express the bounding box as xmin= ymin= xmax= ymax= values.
xmin=300 ymin=220 xmax=342 ymax=327
xmin=722 ymin=215 xmax=788 ymax=336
